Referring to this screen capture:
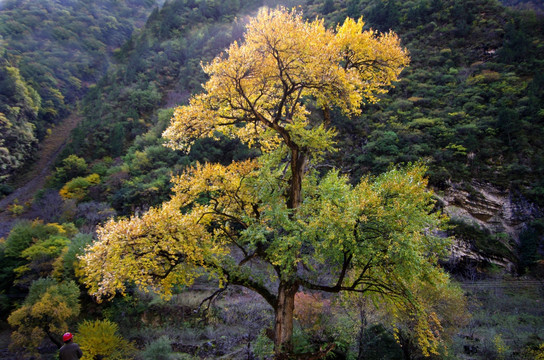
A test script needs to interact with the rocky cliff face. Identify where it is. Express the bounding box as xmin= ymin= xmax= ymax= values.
xmin=440 ymin=181 xmax=541 ymax=241
xmin=437 ymin=181 xmax=543 ymax=273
